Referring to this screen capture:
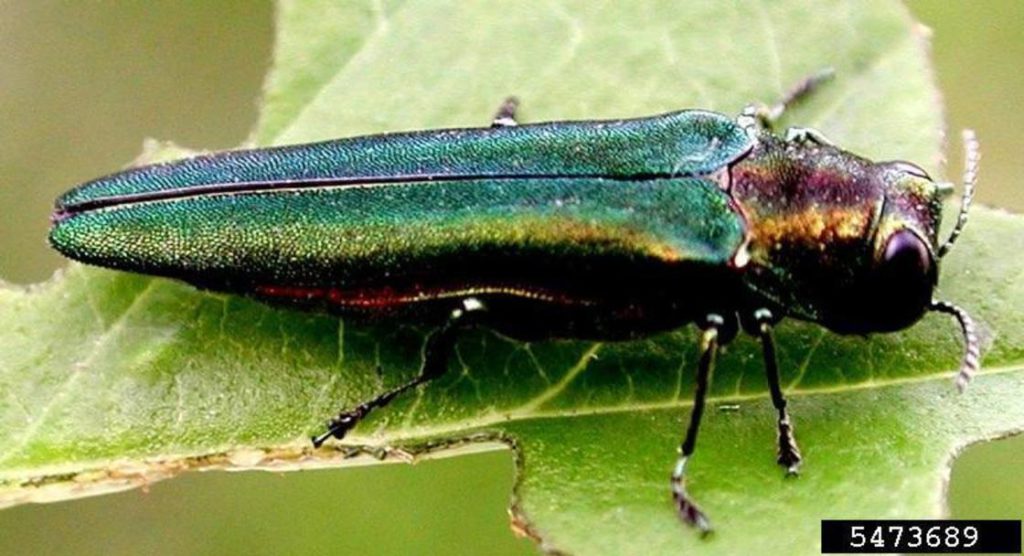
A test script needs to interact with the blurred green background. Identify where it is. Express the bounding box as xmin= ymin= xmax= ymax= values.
xmin=0 ymin=1 xmax=1020 ymax=554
